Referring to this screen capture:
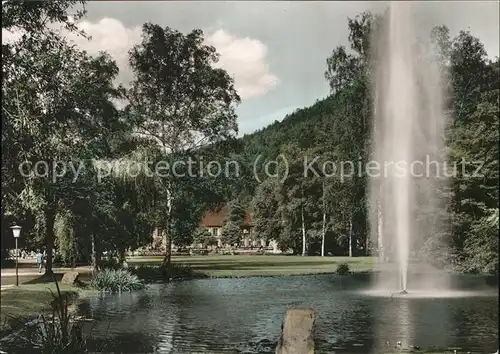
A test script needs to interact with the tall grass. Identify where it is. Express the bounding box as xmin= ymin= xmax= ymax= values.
xmin=26 ymin=275 xmax=90 ymax=353
xmin=90 ymin=269 xmax=145 ymax=292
